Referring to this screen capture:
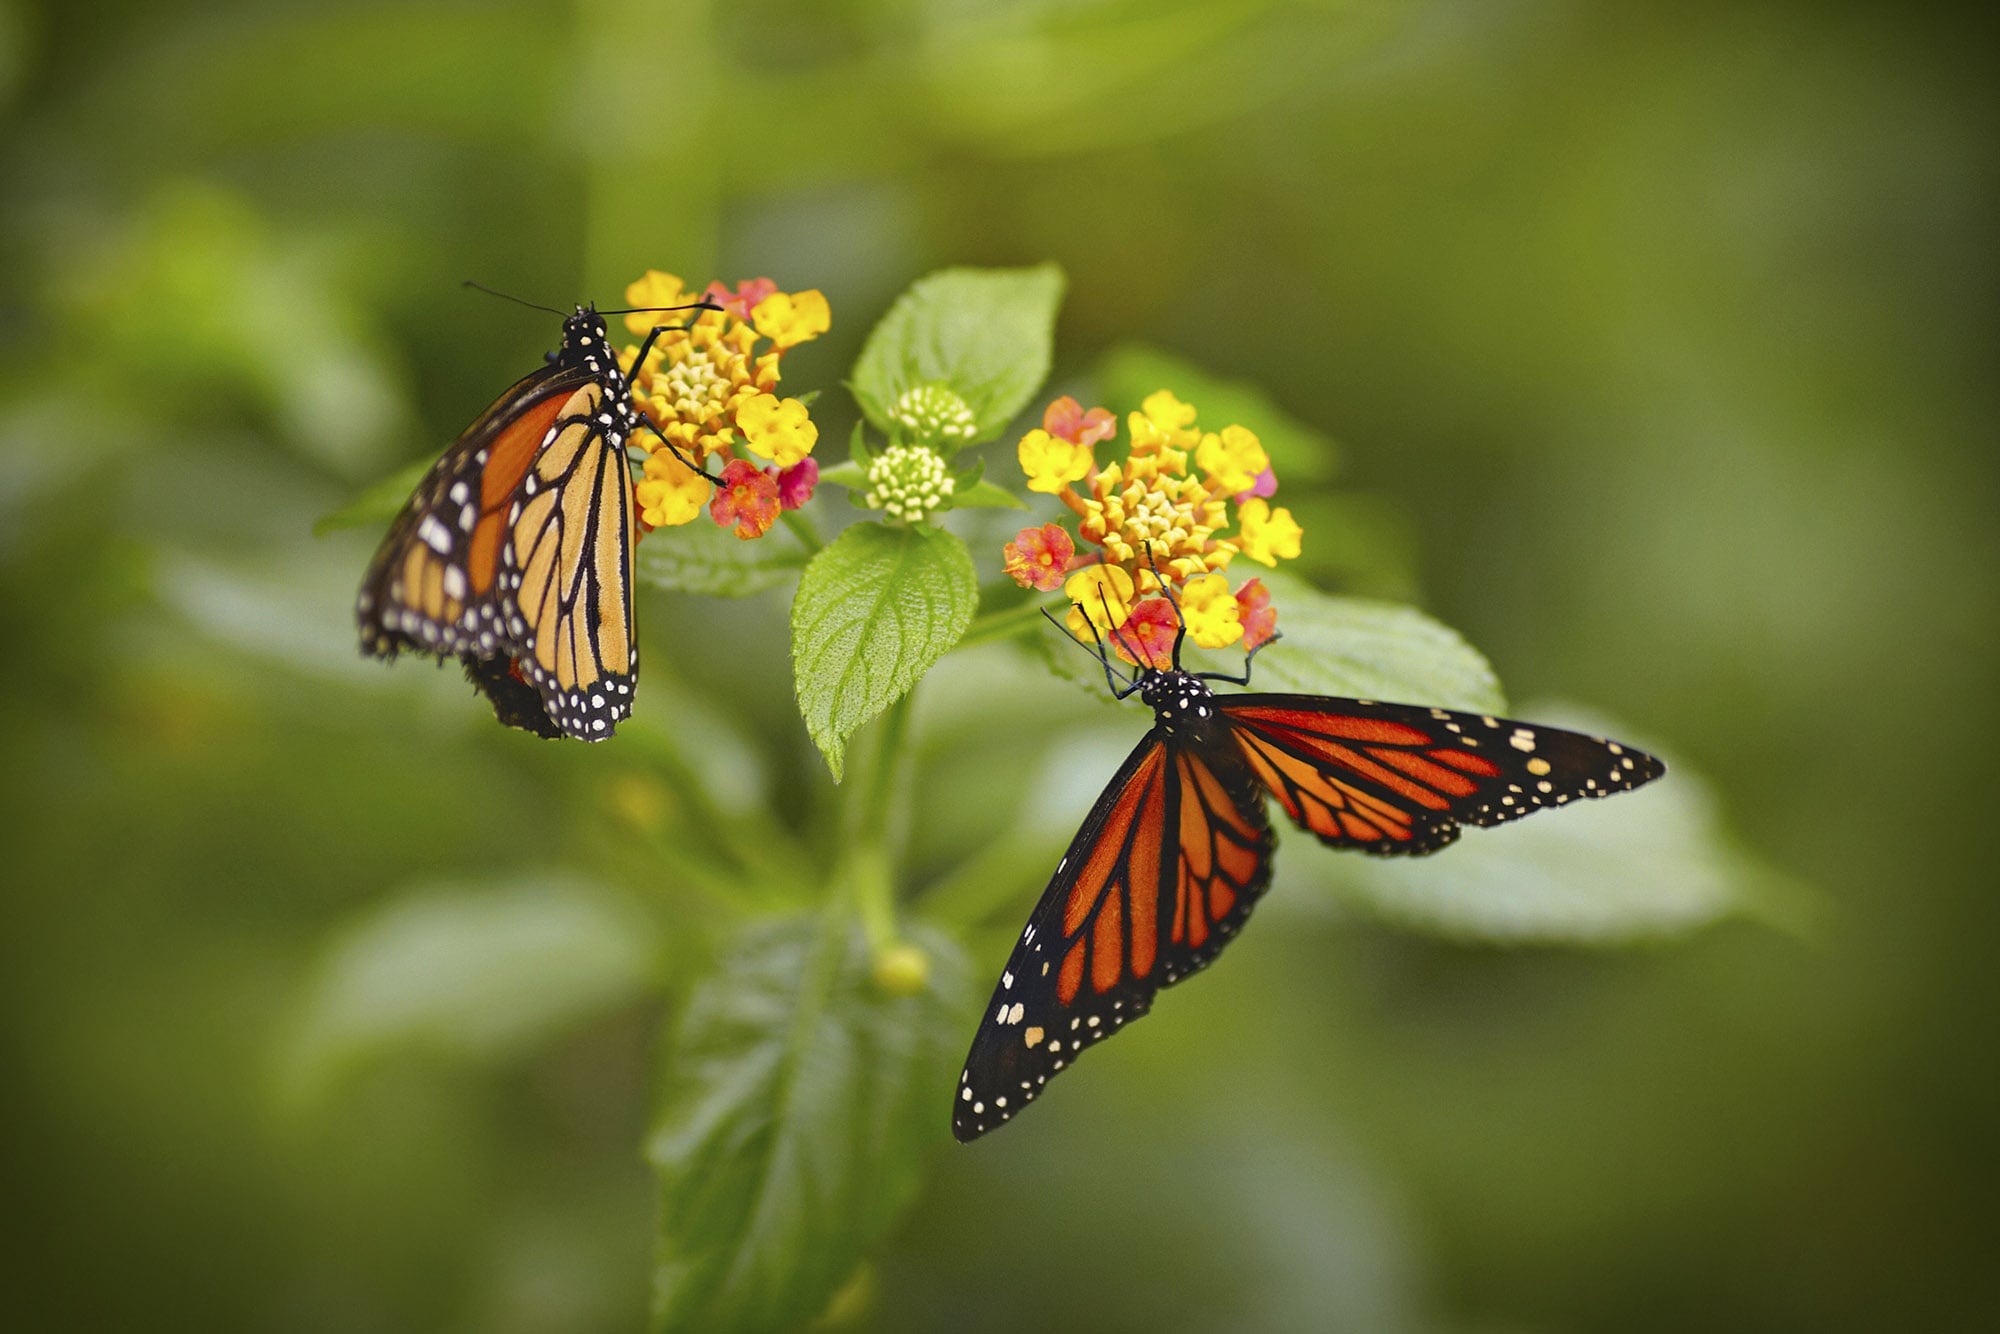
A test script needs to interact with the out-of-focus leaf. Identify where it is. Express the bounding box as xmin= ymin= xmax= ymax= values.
xmin=948 ymin=478 xmax=1027 ymax=510
xmin=1246 ymin=574 xmax=1507 ymax=714
xmin=1029 ymin=619 xmax=1131 ymax=702
xmin=849 ymin=265 xmax=1065 ymax=442
xmin=281 ymin=876 xmax=658 ymax=1107
xmin=814 ymin=460 xmax=868 ymax=490
xmin=64 ymin=185 xmax=410 ymax=475
xmin=637 ymin=519 xmax=808 ymax=597
xmin=1280 ymin=490 xmax=1424 ymax=602
xmin=648 ymin=913 xmax=971 ymax=1334
xmin=156 ymin=546 xmax=383 ymax=685
xmin=791 ymin=522 xmax=977 ymax=780
xmin=1098 ymin=343 xmax=1337 ymax=483
xmin=1307 ymin=704 xmax=1760 ymax=943
xmin=313 ymin=457 xmax=427 ymax=536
